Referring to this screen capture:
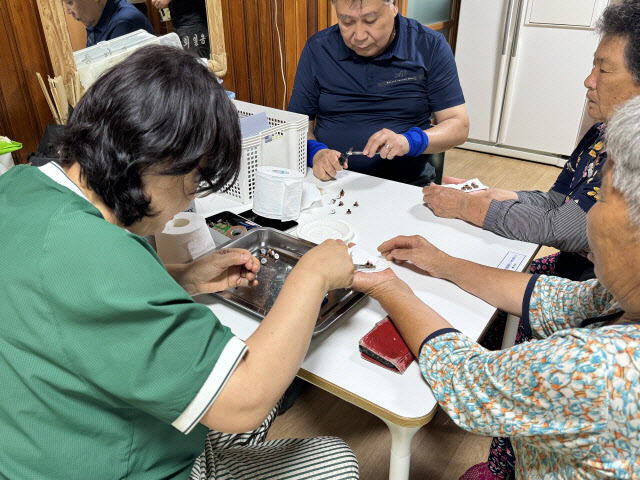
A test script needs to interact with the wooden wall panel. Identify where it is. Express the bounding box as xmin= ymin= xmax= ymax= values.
xmin=257 ymin=0 xmax=277 ymax=109
xmin=316 ymin=0 xmax=328 ymax=34
xmin=273 ymin=0 xmax=287 ymax=110
xmin=221 ymin=0 xmax=318 ymax=109
xmin=244 ymin=0 xmax=265 ymax=103
xmin=220 ymin=0 xmax=236 ymax=94
xmin=226 ymin=1 xmax=250 ymax=100
xmin=0 ymin=0 xmax=55 ymax=164
xmin=283 ymin=0 xmax=300 ymax=108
